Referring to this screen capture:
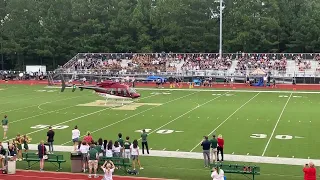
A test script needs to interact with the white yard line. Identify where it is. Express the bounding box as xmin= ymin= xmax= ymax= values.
xmin=189 ymin=92 xmax=261 ymax=152
xmin=138 ymin=92 xmax=229 ymax=141
xmin=0 ymin=92 xmax=38 ymax=99
xmin=0 ymin=95 xmax=49 ymax=106
xmin=10 ymin=105 xmax=76 ymax=124
xmin=137 ymin=87 xmax=320 ymax=94
xmin=60 ymin=92 xmax=198 ymax=145
xmin=9 ymin=93 xmax=161 ymax=141
xmin=261 ymin=93 xmax=293 ymax=156
xmin=9 ymin=94 xmax=156 ymax=125
xmin=8 ymin=143 xmax=319 ymax=166
xmin=0 ymin=96 xmax=80 ymax=114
